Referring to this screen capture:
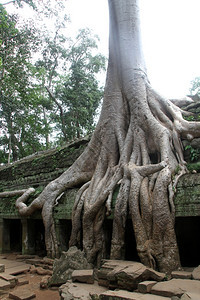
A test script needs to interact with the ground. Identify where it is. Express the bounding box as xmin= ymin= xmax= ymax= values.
xmin=0 ymin=253 xmax=60 ymax=300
